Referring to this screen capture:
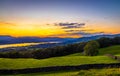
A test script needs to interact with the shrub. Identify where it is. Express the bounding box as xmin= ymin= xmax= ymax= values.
xmin=84 ymin=40 xmax=99 ymax=56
